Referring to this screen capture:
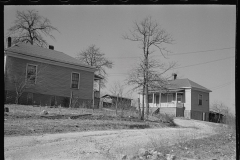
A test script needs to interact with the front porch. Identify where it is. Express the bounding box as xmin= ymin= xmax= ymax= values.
xmin=147 ymin=90 xmax=185 ymax=108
